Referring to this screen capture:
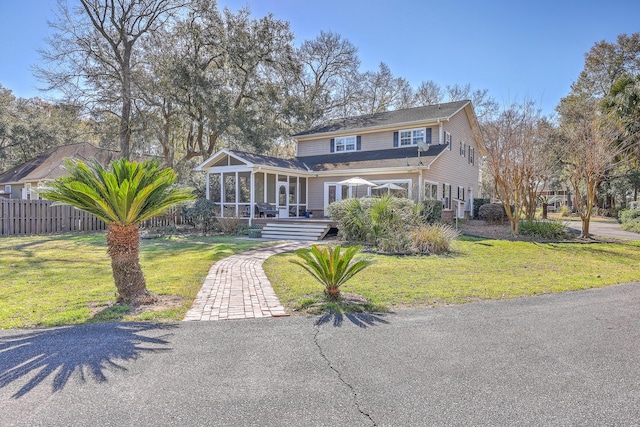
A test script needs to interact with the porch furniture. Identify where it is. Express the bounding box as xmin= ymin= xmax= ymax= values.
xmin=256 ymin=202 xmax=278 ymax=218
